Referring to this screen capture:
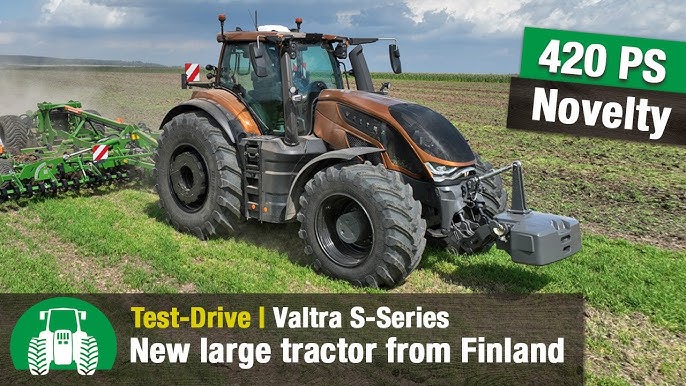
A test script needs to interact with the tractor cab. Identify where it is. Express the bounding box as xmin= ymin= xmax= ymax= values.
xmin=185 ymin=15 xmax=402 ymax=145
xmin=217 ymin=38 xmax=344 ymax=136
